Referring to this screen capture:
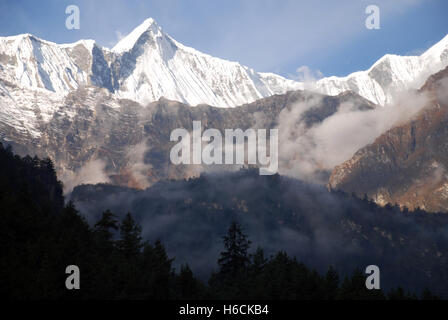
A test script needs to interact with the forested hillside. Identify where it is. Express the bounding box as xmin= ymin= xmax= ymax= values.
xmin=0 ymin=144 xmax=441 ymax=299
